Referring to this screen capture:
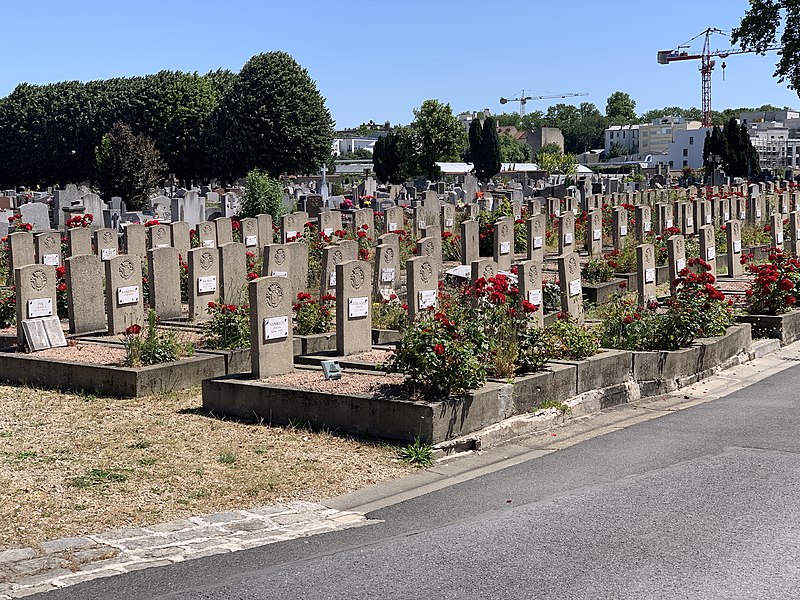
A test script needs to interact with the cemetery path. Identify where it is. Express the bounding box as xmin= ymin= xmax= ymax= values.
xmin=28 ymin=343 xmax=800 ymax=599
